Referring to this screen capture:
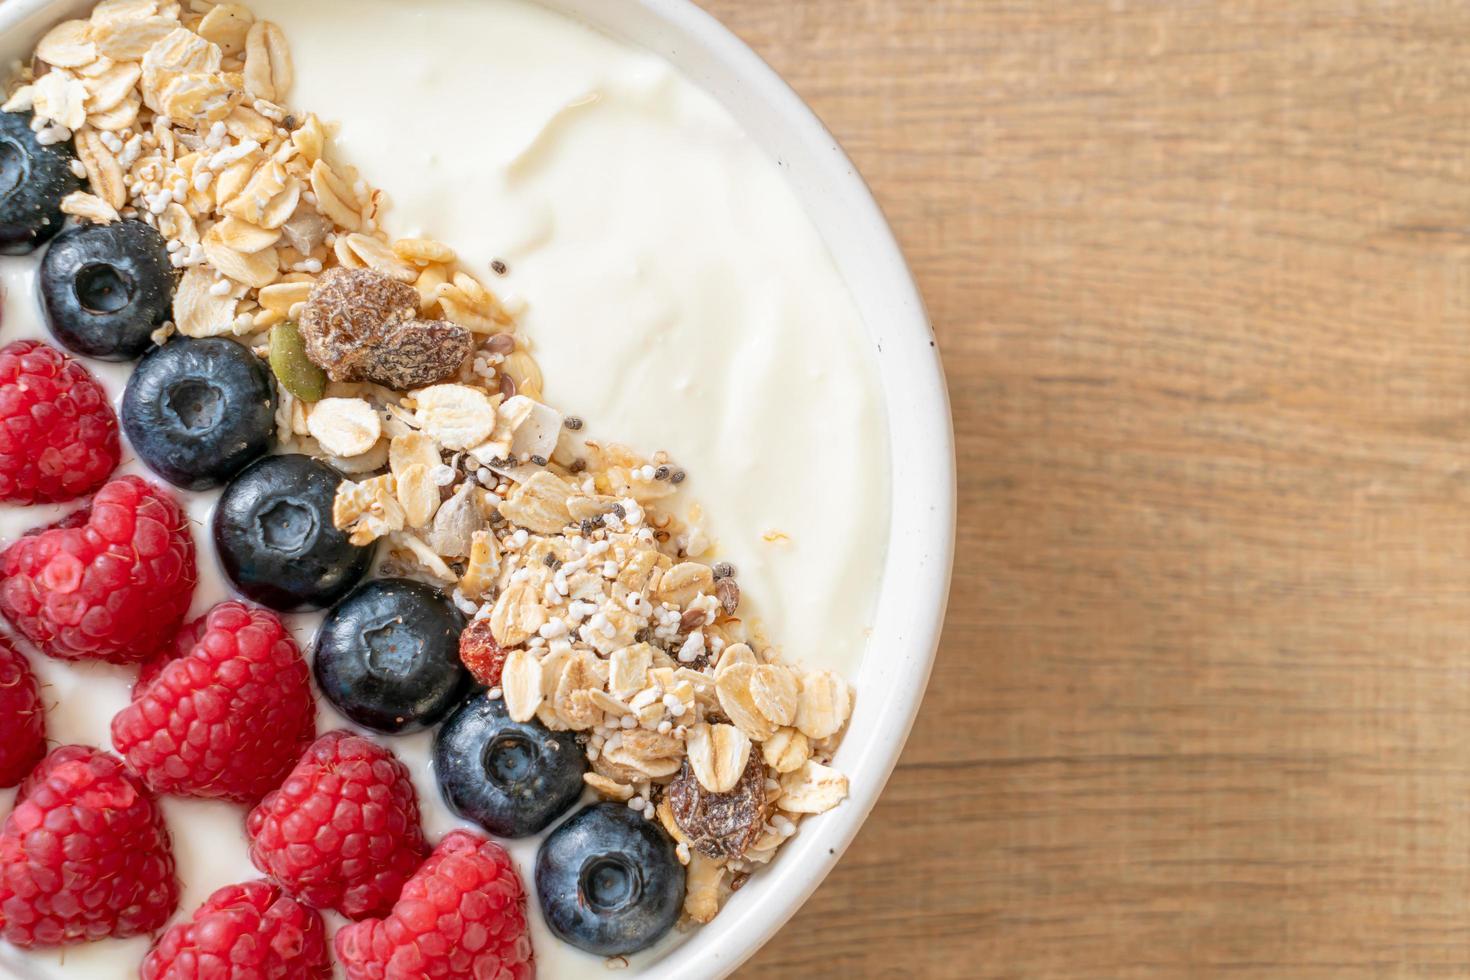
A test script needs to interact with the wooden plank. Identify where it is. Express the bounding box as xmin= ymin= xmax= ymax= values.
xmin=699 ymin=1 xmax=1470 ymax=975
